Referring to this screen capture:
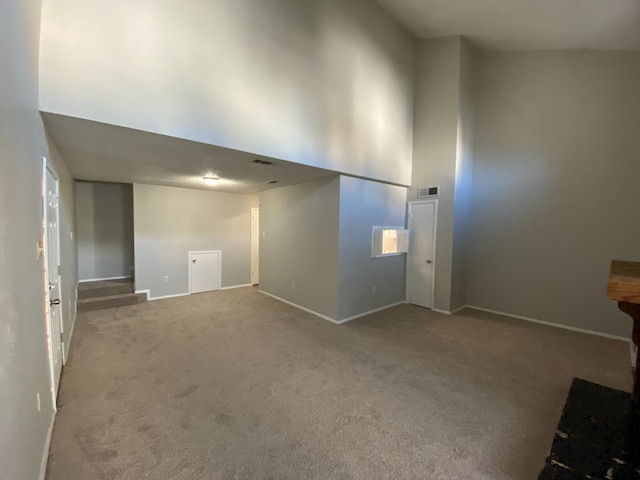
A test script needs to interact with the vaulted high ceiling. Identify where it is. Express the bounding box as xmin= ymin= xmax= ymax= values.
xmin=374 ymin=0 xmax=640 ymax=51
